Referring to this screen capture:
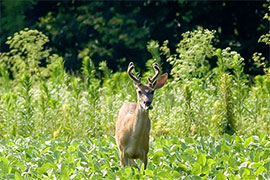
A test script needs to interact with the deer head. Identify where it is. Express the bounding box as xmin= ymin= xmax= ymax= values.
xmin=127 ymin=62 xmax=168 ymax=110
